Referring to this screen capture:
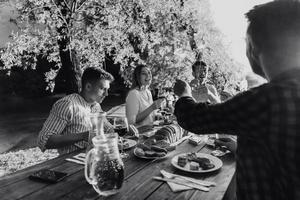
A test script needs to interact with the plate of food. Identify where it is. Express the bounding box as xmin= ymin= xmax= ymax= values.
xmin=171 ymin=152 xmax=223 ymax=173
xmin=133 ymin=137 xmax=174 ymax=159
xmin=134 ymin=147 xmax=168 ymax=159
xmin=119 ymin=138 xmax=137 ymax=150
